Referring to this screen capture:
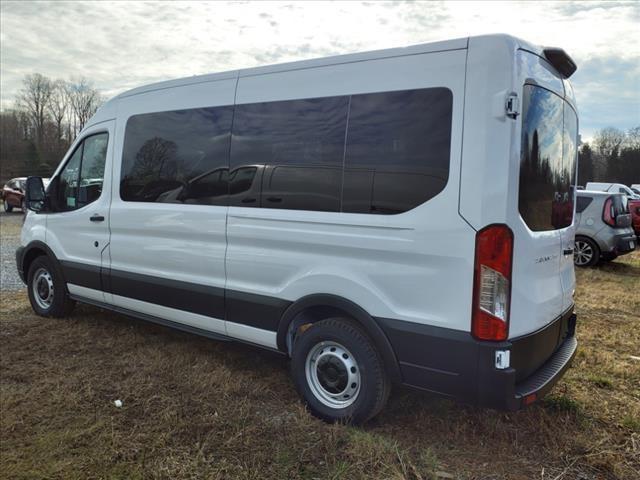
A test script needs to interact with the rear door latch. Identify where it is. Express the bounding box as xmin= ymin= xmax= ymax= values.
xmin=505 ymin=93 xmax=519 ymax=119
